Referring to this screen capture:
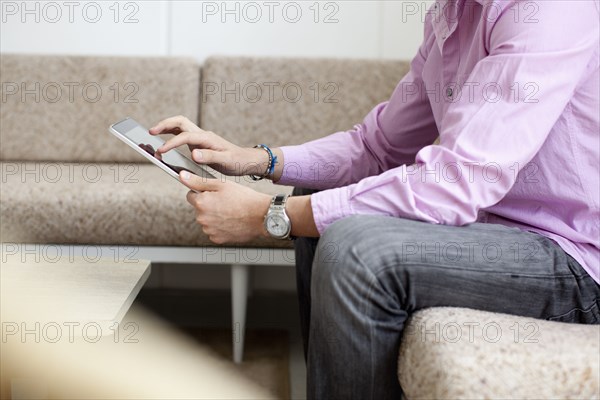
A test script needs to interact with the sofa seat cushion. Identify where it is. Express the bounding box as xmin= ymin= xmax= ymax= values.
xmin=399 ymin=307 xmax=600 ymax=399
xmin=1 ymin=162 xmax=293 ymax=248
